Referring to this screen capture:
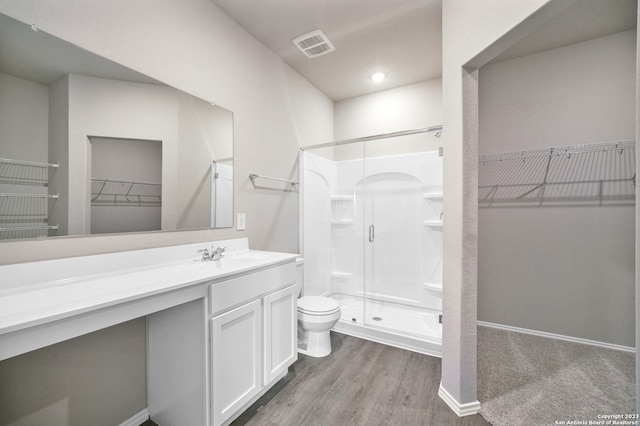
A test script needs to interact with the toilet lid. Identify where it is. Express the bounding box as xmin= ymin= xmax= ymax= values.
xmin=298 ymin=296 xmax=340 ymax=314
